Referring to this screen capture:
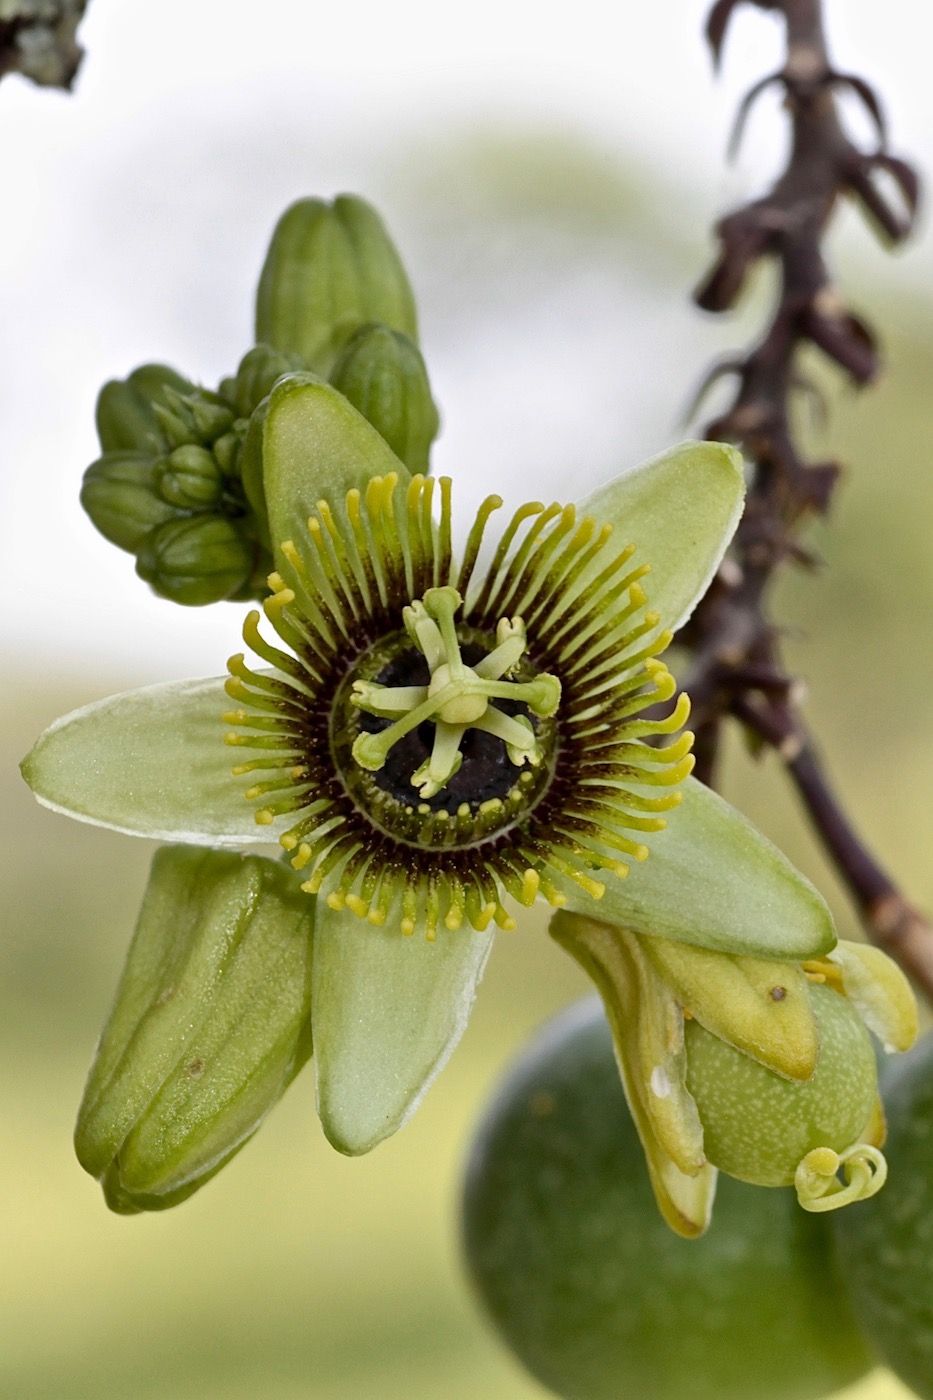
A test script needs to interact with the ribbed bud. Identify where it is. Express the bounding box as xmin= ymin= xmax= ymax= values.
xmin=135 ymin=516 xmax=255 ymax=606
xmin=227 ymin=344 xmax=306 ymax=419
xmin=154 ymin=446 xmax=225 ymax=510
xmin=95 ymin=365 xmax=196 ymax=454
xmin=81 ymin=452 xmax=178 ymax=551
xmin=255 ymin=195 xmax=419 ymax=375
xmin=330 ymin=324 xmax=440 ymax=473
xmin=74 ymin=846 xmax=315 ymax=1214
